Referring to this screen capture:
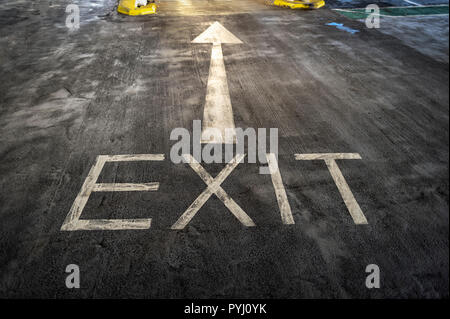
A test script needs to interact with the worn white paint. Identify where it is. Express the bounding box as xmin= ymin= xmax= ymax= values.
xmin=295 ymin=153 xmax=362 ymax=160
xmin=68 ymin=219 xmax=153 ymax=231
xmin=403 ymin=0 xmax=422 ymax=6
xmin=102 ymin=154 xmax=165 ymax=162
xmin=294 ymin=153 xmax=368 ymax=224
xmin=266 ymin=153 xmax=294 ymax=225
xmin=192 ymin=22 xmax=242 ymax=45
xmin=192 ymin=22 xmax=243 ymax=144
xmin=171 ymin=153 xmax=255 ymax=229
xmin=60 ymin=154 xmax=164 ymax=231
xmin=93 ymin=183 xmax=159 ymax=192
